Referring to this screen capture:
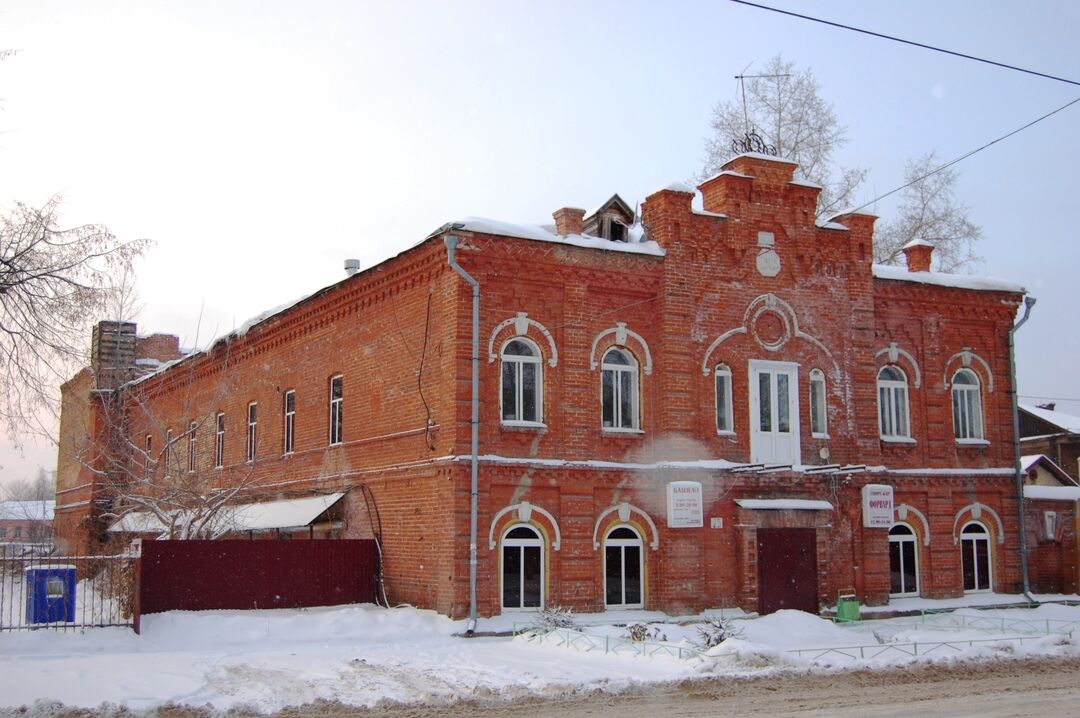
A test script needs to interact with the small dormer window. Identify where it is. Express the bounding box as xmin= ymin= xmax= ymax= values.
xmin=608 ymin=220 xmax=627 ymax=242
